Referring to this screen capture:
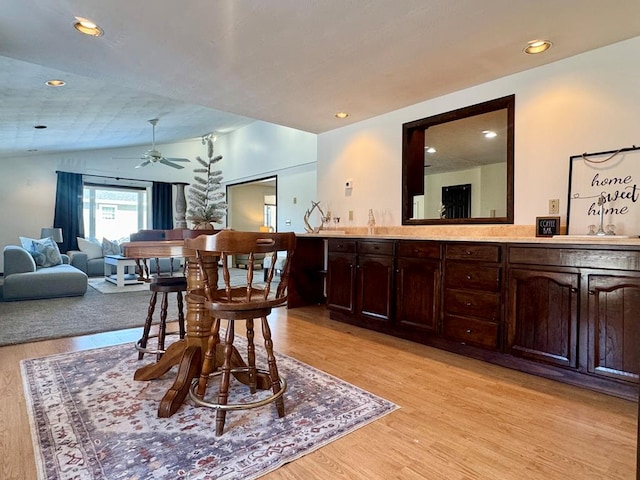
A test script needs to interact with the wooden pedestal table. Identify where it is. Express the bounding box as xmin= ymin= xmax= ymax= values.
xmin=121 ymin=240 xmax=267 ymax=417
